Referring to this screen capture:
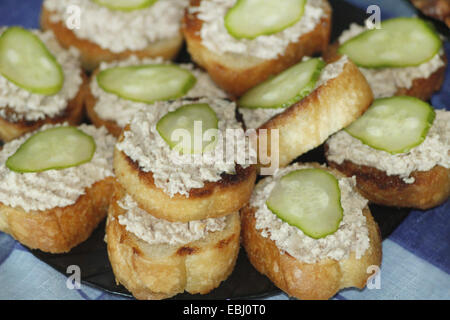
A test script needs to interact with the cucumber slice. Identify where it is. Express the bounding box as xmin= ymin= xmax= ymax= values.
xmin=266 ymin=168 xmax=343 ymax=239
xmin=6 ymin=127 xmax=96 ymax=173
xmin=93 ymin=0 xmax=157 ymax=11
xmin=345 ymin=96 xmax=435 ymax=154
xmin=156 ymin=103 xmax=219 ymax=154
xmin=0 ymin=27 xmax=64 ymax=95
xmin=97 ymin=64 xmax=197 ymax=104
xmin=239 ymin=58 xmax=325 ymax=109
xmin=225 ymin=0 xmax=306 ymax=39
xmin=338 ymin=17 xmax=442 ymax=68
